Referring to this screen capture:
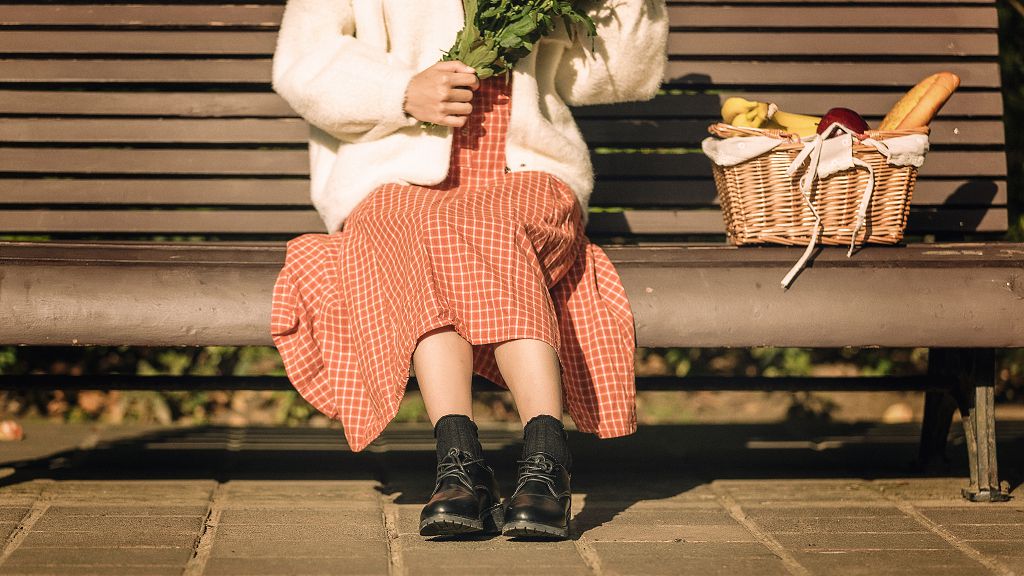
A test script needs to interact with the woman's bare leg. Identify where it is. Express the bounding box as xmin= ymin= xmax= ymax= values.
xmin=493 ymin=338 xmax=563 ymax=423
xmin=412 ymin=325 xmax=474 ymax=425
